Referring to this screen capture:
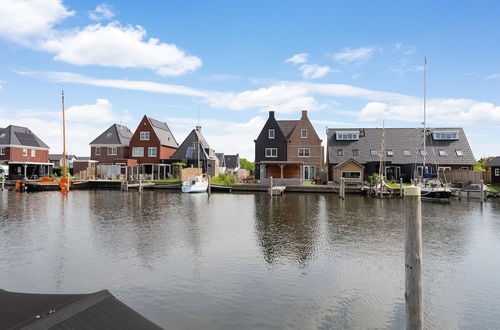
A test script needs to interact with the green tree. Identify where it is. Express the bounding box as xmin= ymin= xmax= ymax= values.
xmin=474 ymin=157 xmax=492 ymax=171
xmin=239 ymin=158 xmax=255 ymax=172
